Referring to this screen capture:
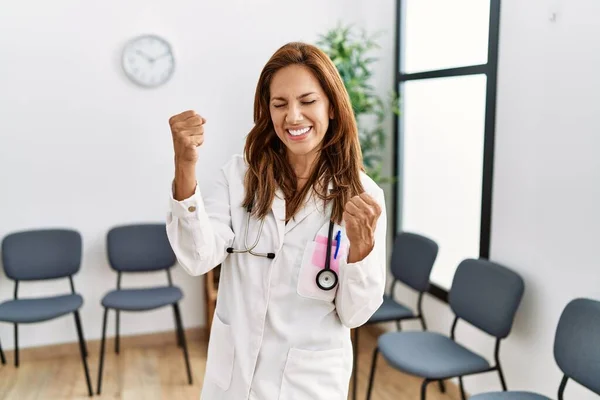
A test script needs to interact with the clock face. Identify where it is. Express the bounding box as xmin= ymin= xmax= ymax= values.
xmin=122 ymin=34 xmax=175 ymax=88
